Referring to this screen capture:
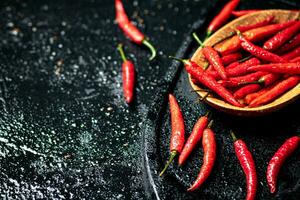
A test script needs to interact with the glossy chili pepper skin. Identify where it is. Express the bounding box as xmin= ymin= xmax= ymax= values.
xmin=178 ymin=114 xmax=209 ymax=166
xmin=277 ymin=33 xmax=300 ymax=54
xmin=234 ymin=84 xmax=261 ymax=99
xmin=219 ymin=71 xmax=268 ymax=87
xmin=266 ymin=136 xmax=300 ymax=193
xmin=214 ymin=21 xmax=297 ymax=55
xmin=117 ymin=44 xmax=135 ymax=104
xmin=187 ymin=126 xmax=216 ymax=192
xmin=248 ymin=62 xmax=300 ymax=74
xmin=291 ymin=56 xmax=300 ymax=62
xmin=237 ymin=16 xmax=274 ymax=32
xmin=221 ymin=53 xmax=242 ymax=66
xmin=159 ymin=94 xmax=185 ymax=176
xmin=238 ymin=31 xmax=287 ymax=63
xmin=282 ymin=46 xmax=300 ymax=61
xmin=207 ymin=0 xmax=240 ymax=36
xmin=203 ymin=46 xmax=228 ymax=80
xmin=232 ymin=133 xmax=257 ymax=200
xmin=244 ymin=85 xmax=274 ymax=105
xmin=115 ymin=0 xmax=156 ymax=60
xmin=231 ymin=9 xmax=261 ymax=17
xmin=182 ymin=59 xmax=242 ymax=107
xmin=249 ymin=76 xmax=300 ymax=107
xmin=264 ymin=21 xmax=300 ymax=51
